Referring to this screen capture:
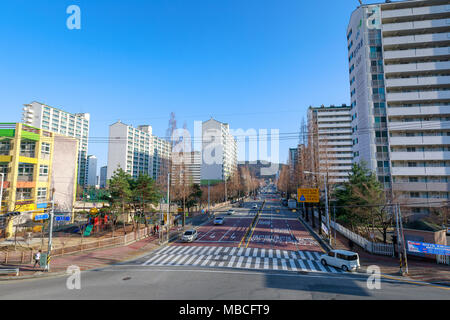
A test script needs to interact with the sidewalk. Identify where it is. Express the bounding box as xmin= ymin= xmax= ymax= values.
xmin=0 ymin=210 xmax=214 ymax=280
xmin=302 ymin=211 xmax=450 ymax=285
